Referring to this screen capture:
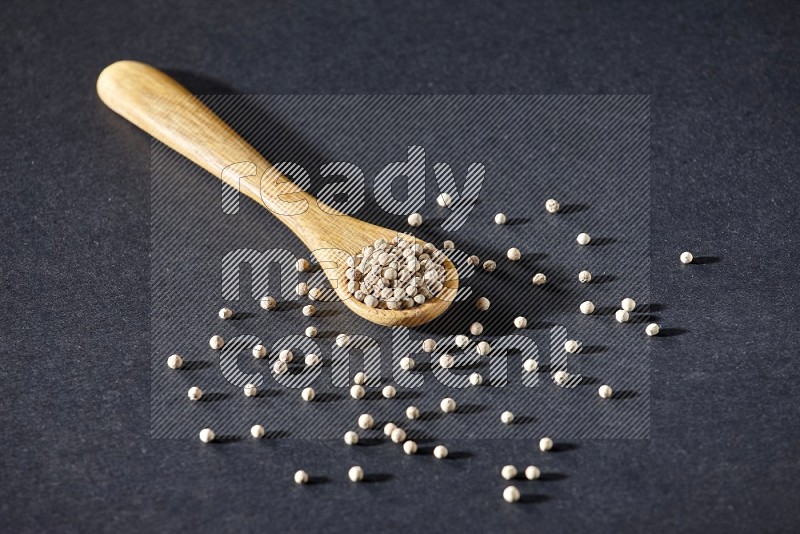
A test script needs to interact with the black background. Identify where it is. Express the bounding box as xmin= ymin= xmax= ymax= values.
xmin=1 ymin=0 xmax=798 ymax=532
